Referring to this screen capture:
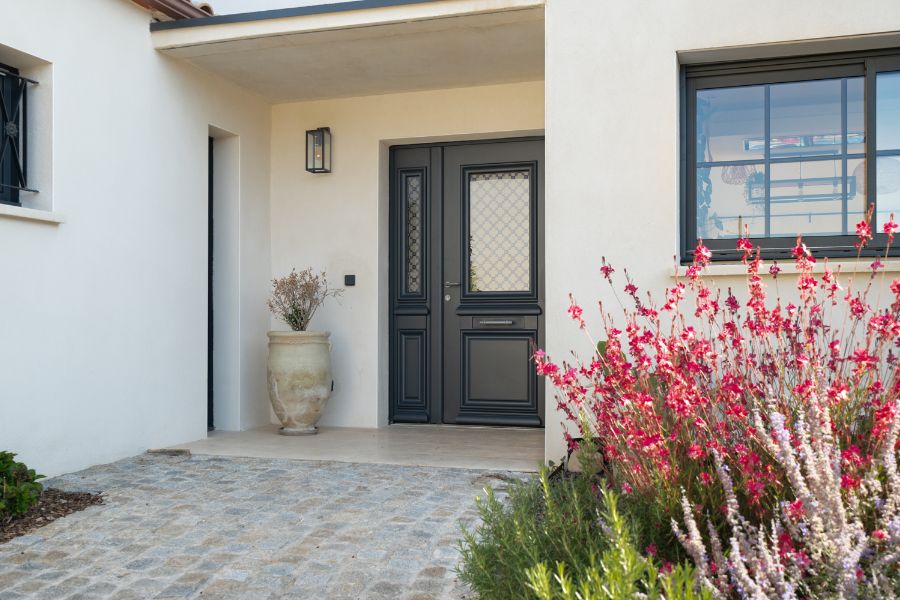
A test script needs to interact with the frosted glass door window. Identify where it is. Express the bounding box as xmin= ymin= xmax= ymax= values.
xmin=467 ymin=171 xmax=532 ymax=293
